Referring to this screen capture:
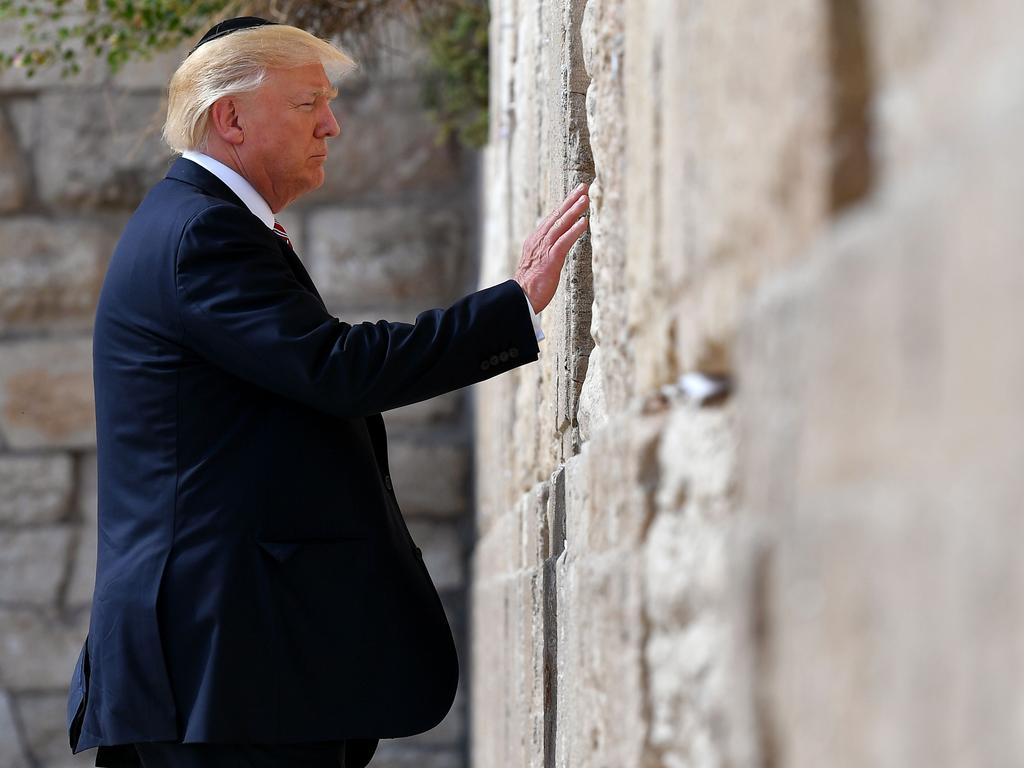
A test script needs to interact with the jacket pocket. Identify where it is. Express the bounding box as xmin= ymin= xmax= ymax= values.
xmin=256 ymin=540 xmax=303 ymax=563
xmin=256 ymin=533 xmax=368 ymax=564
